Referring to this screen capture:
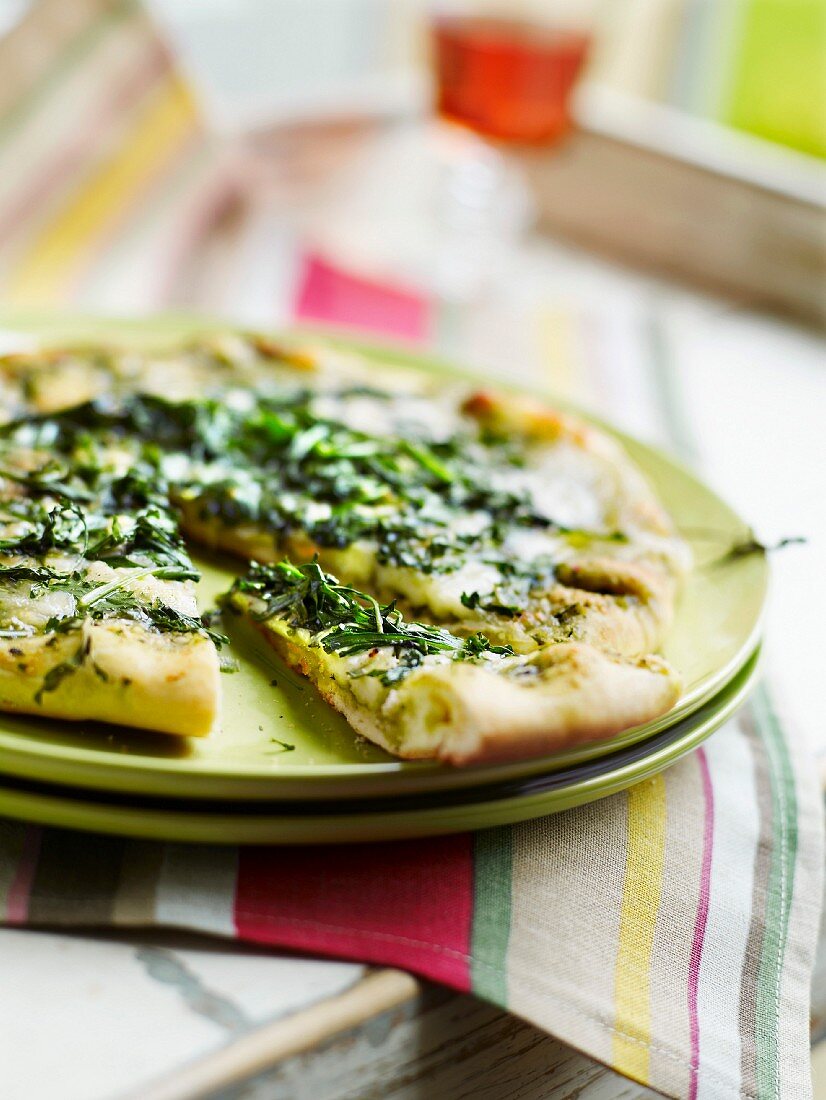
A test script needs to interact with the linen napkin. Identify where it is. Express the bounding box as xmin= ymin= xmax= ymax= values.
xmin=0 ymin=2 xmax=821 ymax=1097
